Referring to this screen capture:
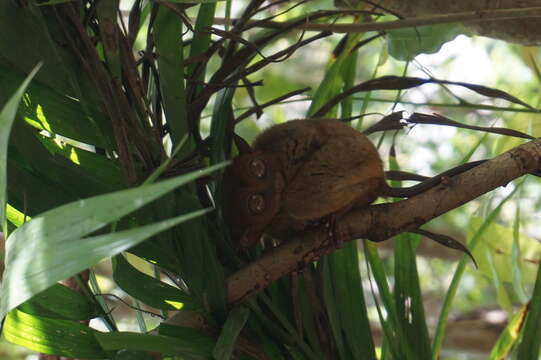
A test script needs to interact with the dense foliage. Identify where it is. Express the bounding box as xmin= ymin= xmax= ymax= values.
xmin=1 ymin=1 xmax=541 ymax=359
